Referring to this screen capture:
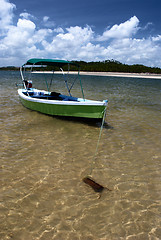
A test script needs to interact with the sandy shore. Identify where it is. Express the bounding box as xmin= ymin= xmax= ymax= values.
xmin=33 ymin=71 xmax=161 ymax=79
